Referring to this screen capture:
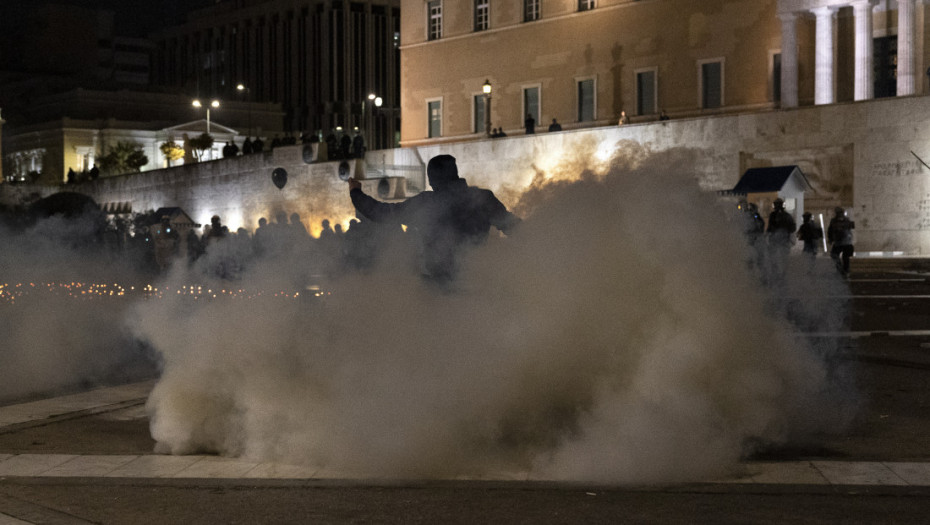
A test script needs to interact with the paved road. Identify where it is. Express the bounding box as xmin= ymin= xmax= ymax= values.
xmin=2 ymin=260 xmax=930 ymax=523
